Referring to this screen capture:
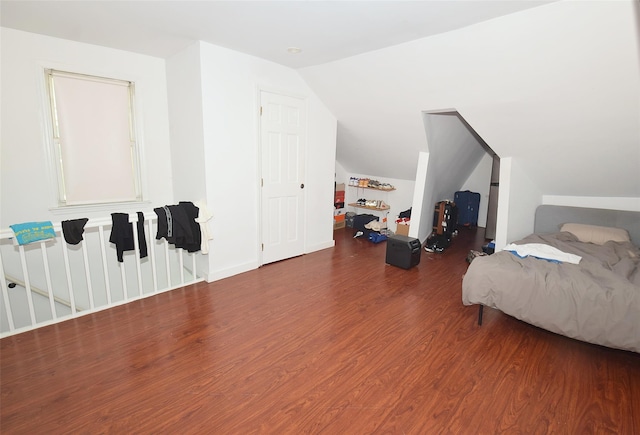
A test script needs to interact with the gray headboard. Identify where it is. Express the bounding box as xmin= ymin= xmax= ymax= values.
xmin=534 ymin=205 xmax=640 ymax=246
